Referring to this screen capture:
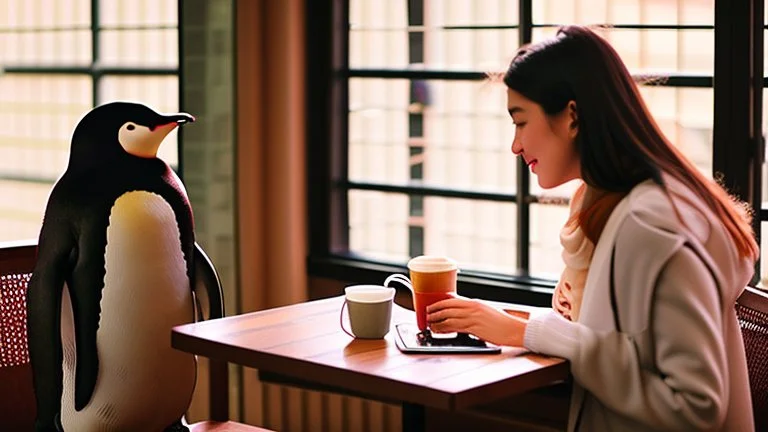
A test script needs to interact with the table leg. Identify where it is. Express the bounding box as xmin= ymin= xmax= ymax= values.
xmin=402 ymin=402 xmax=426 ymax=432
